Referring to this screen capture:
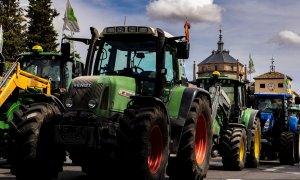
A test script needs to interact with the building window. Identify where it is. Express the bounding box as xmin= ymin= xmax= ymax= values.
xmin=215 ymin=65 xmax=218 ymax=71
xmin=207 ymin=66 xmax=211 ymax=71
xmin=260 ymin=84 xmax=265 ymax=88
xmin=278 ymin=83 xmax=283 ymax=88
xmin=231 ymin=66 xmax=234 ymax=71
